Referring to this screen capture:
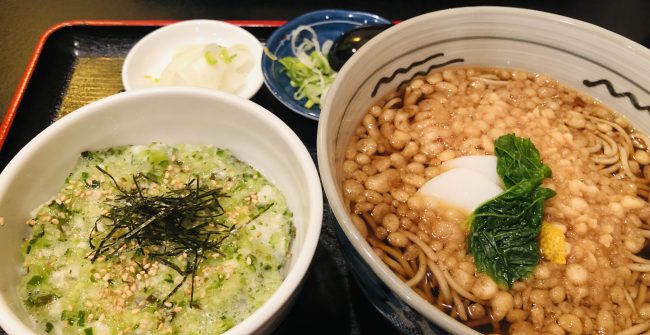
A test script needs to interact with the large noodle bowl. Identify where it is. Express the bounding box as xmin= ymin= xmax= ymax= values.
xmin=342 ymin=67 xmax=650 ymax=334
